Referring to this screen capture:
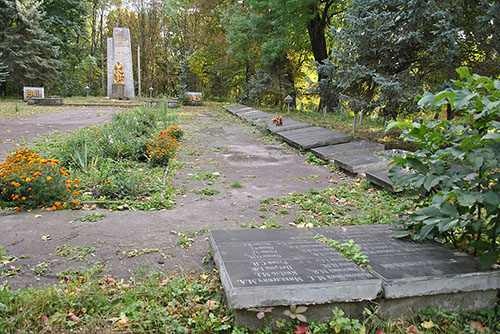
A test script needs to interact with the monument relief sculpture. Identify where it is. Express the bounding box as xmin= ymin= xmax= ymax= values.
xmin=113 ymin=61 xmax=125 ymax=85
